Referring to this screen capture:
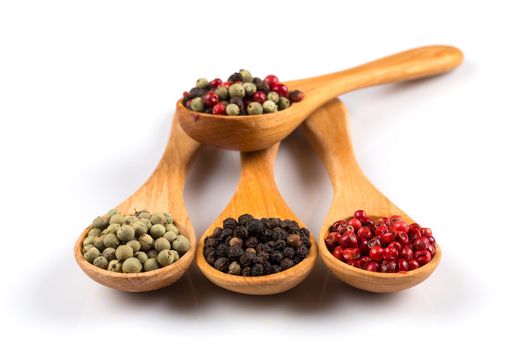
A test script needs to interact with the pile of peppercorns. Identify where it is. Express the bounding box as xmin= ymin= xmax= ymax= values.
xmin=204 ymin=214 xmax=311 ymax=276
xmin=181 ymin=70 xmax=304 ymax=116
xmin=325 ymin=210 xmax=437 ymax=273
